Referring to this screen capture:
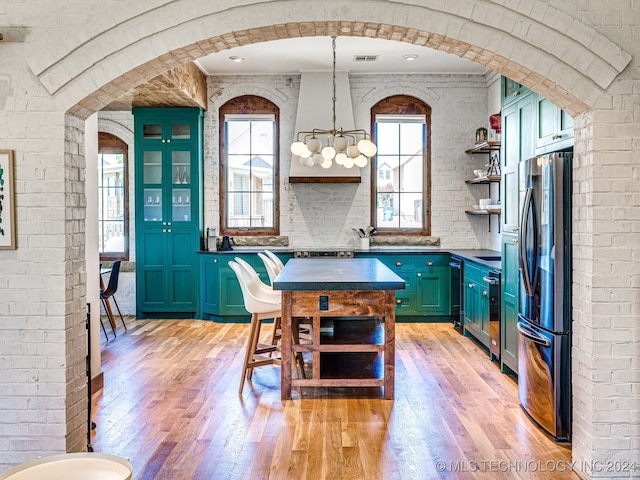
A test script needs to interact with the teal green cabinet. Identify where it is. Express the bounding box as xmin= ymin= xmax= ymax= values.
xmin=134 ymin=108 xmax=203 ymax=318
xmin=501 ymin=89 xmax=535 ymax=234
xmin=415 ymin=255 xmax=451 ymax=316
xmin=535 ymin=95 xmax=574 ymax=154
xmin=361 ymin=253 xmax=450 ymax=319
xmin=463 ymin=261 xmax=491 ymax=348
xmin=501 ymin=236 xmax=519 ymax=374
xmin=199 ymin=252 xmax=288 ymax=321
xmin=501 ymin=76 xmax=530 ymax=108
